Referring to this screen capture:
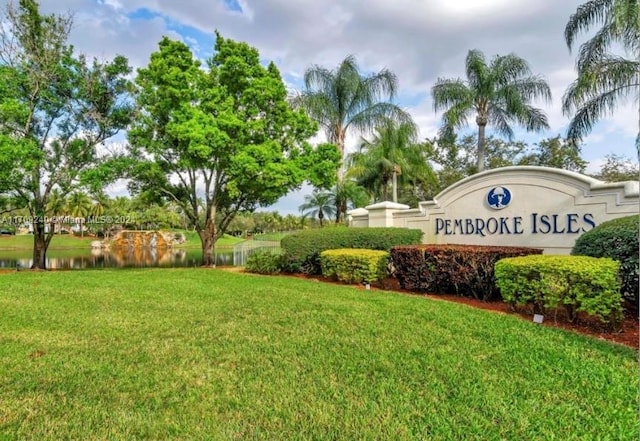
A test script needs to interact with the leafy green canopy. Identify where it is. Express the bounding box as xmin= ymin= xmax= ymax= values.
xmin=0 ymin=0 xmax=133 ymax=268
xmin=128 ymin=33 xmax=339 ymax=265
